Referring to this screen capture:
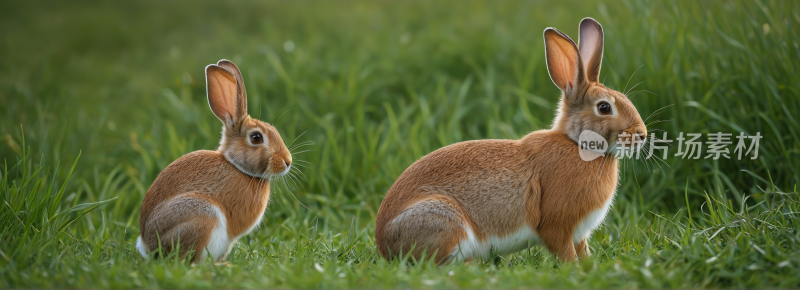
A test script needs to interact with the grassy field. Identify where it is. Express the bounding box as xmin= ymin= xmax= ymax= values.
xmin=2 ymin=0 xmax=799 ymax=288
